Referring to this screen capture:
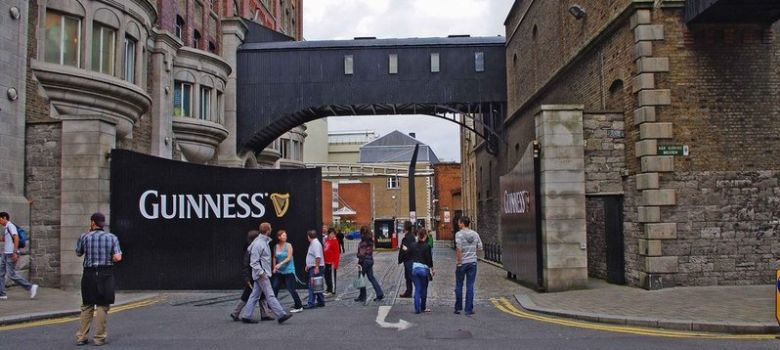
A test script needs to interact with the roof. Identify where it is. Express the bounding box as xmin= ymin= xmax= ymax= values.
xmin=359 ymin=131 xmax=440 ymax=164
xmin=240 ymin=35 xmax=505 ymax=51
